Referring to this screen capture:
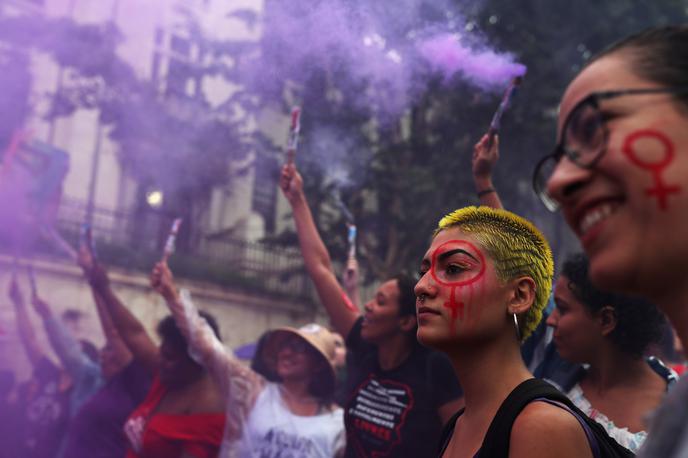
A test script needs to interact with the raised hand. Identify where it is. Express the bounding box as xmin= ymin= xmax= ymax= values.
xmin=88 ymin=261 xmax=111 ymax=291
xmin=343 ymin=258 xmax=359 ymax=293
xmin=150 ymin=262 xmax=178 ymax=302
xmin=9 ymin=278 xmax=24 ymax=306
xmin=472 ymin=133 xmax=500 ymax=181
xmin=279 ymin=163 xmax=305 ymax=205
xmin=31 ymin=295 xmax=51 ymax=318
